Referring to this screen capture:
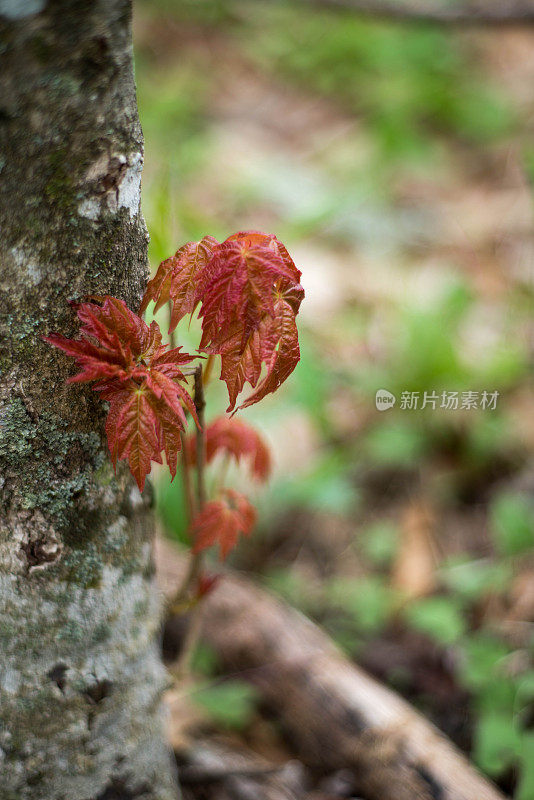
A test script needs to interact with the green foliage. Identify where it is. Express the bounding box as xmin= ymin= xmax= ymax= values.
xmin=246 ymin=8 xmax=515 ymax=161
xmin=475 ymin=711 xmax=522 ymax=776
xmin=457 ymin=633 xmax=534 ymax=785
xmin=287 ymin=333 xmax=333 ymax=432
xmin=140 ymin=0 xmax=233 ymax=26
xmin=136 ymin=63 xmax=209 ymax=170
xmin=404 ymin=596 xmax=466 ymax=645
xmin=441 ymin=557 xmax=512 ymax=602
xmin=190 ymin=642 xmax=219 ymax=677
xmin=459 ymin=634 xmax=510 ymax=694
xmin=350 ymin=279 xmax=529 ymax=488
xmin=192 ymin=680 xmax=258 ymax=730
xmin=490 ymin=491 xmax=534 ymax=557
xmin=156 ymin=471 xmax=189 ymax=545
xmin=516 ymin=735 xmax=534 ymax=800
xmin=189 ymin=643 xmax=258 ymax=730
xmin=263 ymin=567 xmax=315 ymax=611
xmin=361 ymin=520 xmax=399 ymax=568
xmin=268 ymin=451 xmax=358 ymax=515
xmin=364 ymin=420 xmax=426 ymax=466
xmin=326 ymin=575 xmax=397 ymax=634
